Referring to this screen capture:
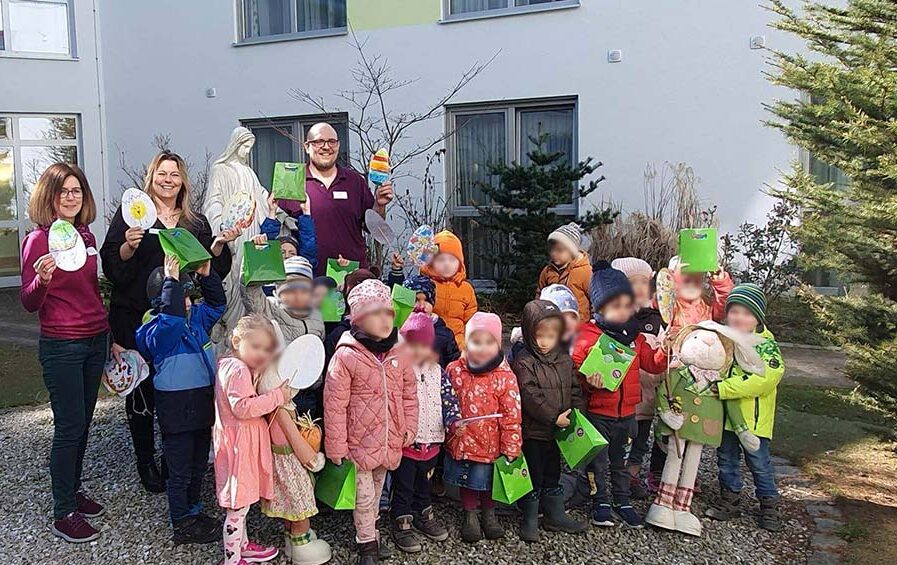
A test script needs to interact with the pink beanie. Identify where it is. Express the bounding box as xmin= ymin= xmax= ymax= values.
xmin=400 ymin=309 xmax=435 ymax=347
xmin=465 ymin=312 xmax=503 ymax=346
xmin=611 ymin=257 xmax=654 ymax=280
xmin=347 ymin=279 xmax=393 ymax=322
